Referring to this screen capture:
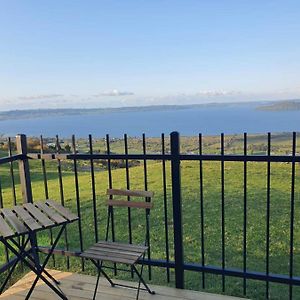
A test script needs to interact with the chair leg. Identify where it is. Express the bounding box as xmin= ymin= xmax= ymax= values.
xmin=98 ymin=268 xmax=115 ymax=287
xmin=90 ymin=260 xmax=115 ymax=287
xmin=135 ymin=260 xmax=145 ymax=300
xmin=132 ymin=265 xmax=155 ymax=297
xmin=136 ymin=270 xmax=142 ymax=300
xmin=93 ymin=268 xmax=101 ymax=300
